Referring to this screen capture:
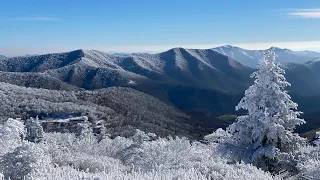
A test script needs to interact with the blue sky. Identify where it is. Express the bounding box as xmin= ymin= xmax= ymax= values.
xmin=1 ymin=0 xmax=320 ymax=56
